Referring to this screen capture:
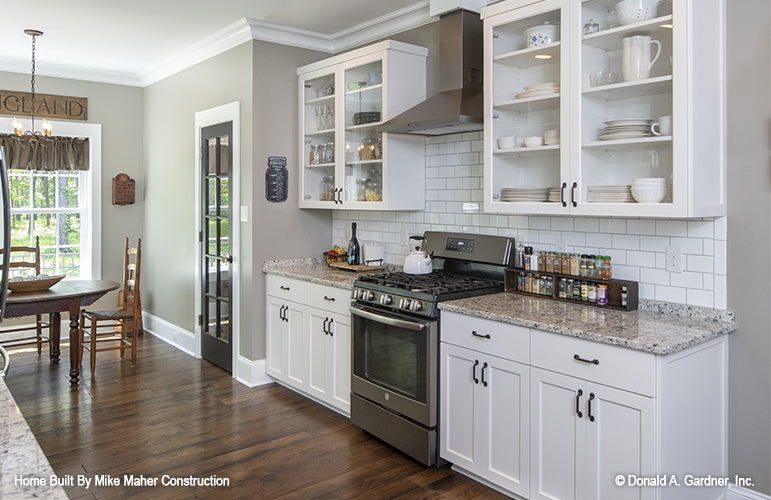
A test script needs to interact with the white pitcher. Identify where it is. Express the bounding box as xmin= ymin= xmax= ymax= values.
xmin=622 ymin=36 xmax=661 ymax=81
